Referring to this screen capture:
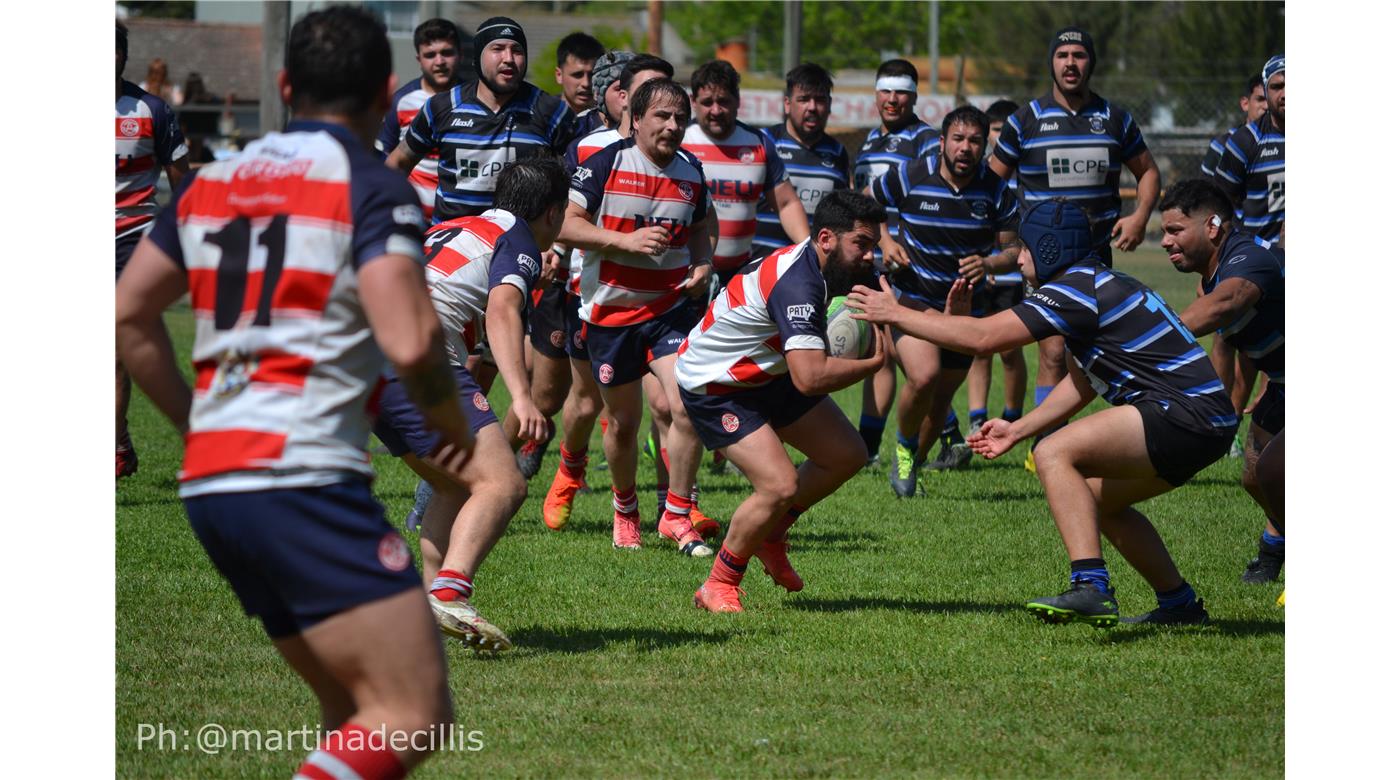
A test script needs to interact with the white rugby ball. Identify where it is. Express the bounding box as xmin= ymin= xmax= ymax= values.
xmin=825 ymin=296 xmax=871 ymax=359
